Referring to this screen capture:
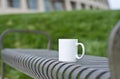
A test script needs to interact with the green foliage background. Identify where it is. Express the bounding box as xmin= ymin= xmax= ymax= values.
xmin=0 ymin=10 xmax=120 ymax=79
